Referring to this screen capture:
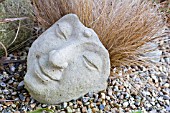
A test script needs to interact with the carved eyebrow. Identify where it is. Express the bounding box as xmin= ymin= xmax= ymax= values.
xmin=83 ymin=55 xmax=99 ymax=70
